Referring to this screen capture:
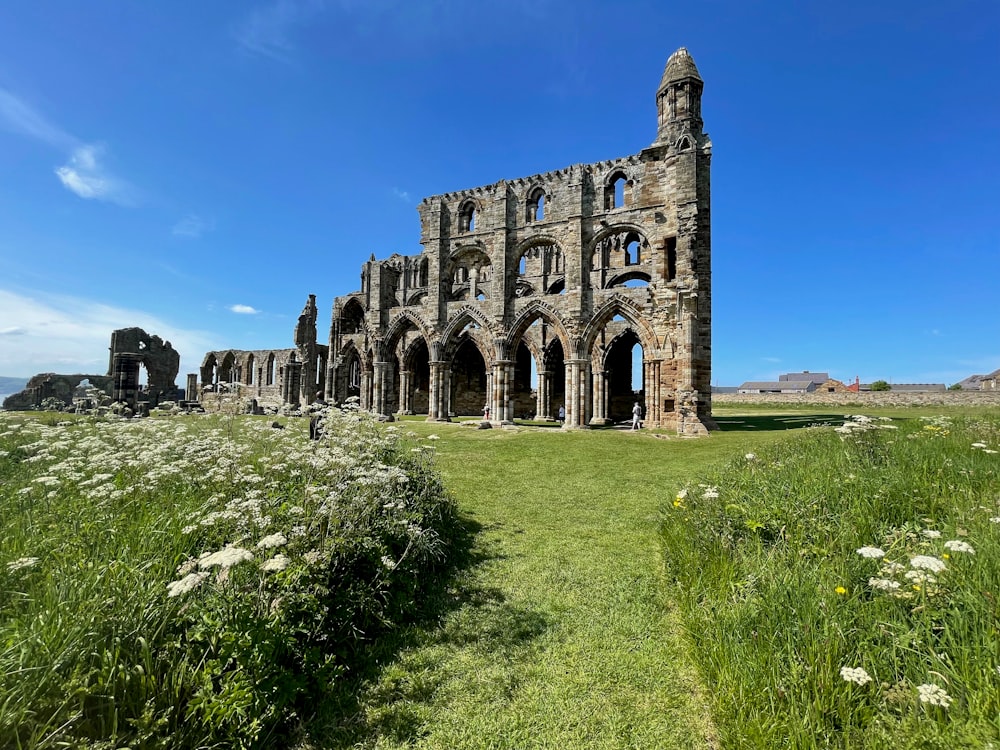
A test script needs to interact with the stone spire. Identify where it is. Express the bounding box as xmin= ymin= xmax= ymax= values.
xmin=658 ymin=47 xmax=702 ymax=94
xmin=655 ymin=47 xmax=704 ymax=146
